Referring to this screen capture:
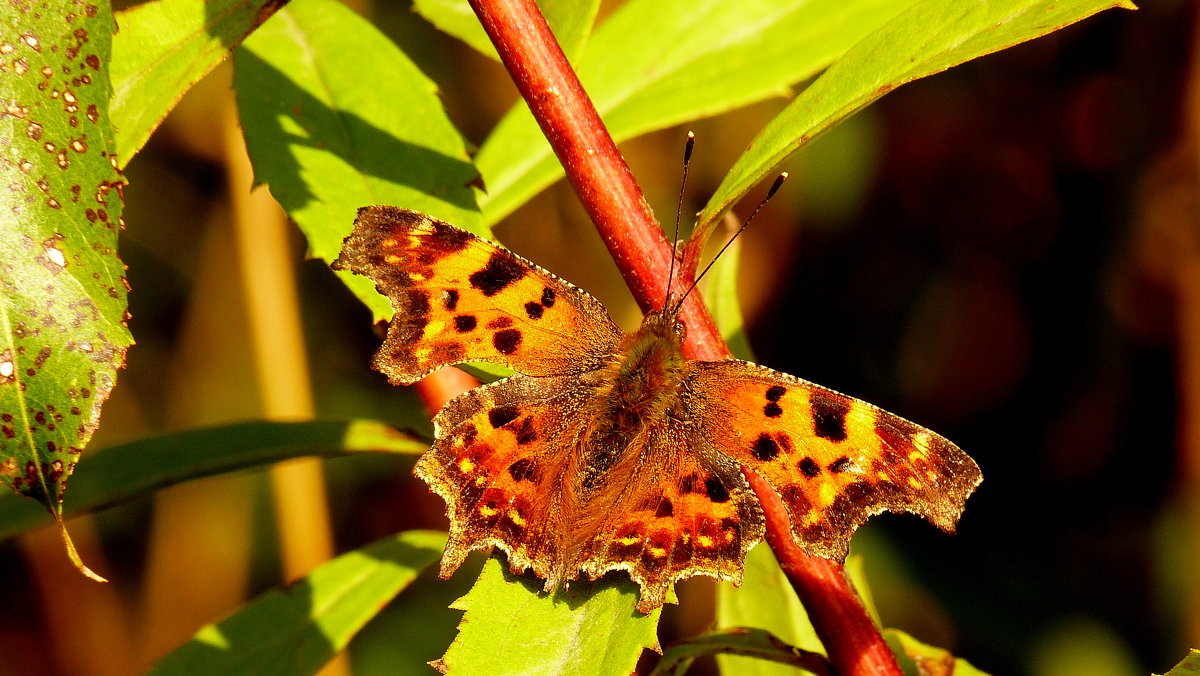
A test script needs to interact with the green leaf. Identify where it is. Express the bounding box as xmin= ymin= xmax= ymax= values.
xmin=438 ymin=556 xmax=659 ymax=675
xmin=652 ymin=628 xmax=828 ymax=676
xmin=110 ymin=0 xmax=287 ymax=164
xmin=414 ymin=0 xmax=599 ymax=64
xmin=476 ymin=0 xmax=909 ymax=226
xmin=0 ymin=419 xmax=426 ymax=541
xmin=883 ymin=628 xmax=990 ymax=676
xmin=235 ymin=0 xmax=480 ymax=321
xmin=716 ymin=544 xmax=823 ymax=676
xmin=698 ymin=0 xmax=1136 ymax=232
xmin=700 ymin=225 xmax=753 ymax=361
xmin=1158 ymin=649 xmax=1200 ymax=676
xmin=0 ymin=0 xmax=131 ymax=575
xmin=148 ymin=529 xmax=447 ymax=676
